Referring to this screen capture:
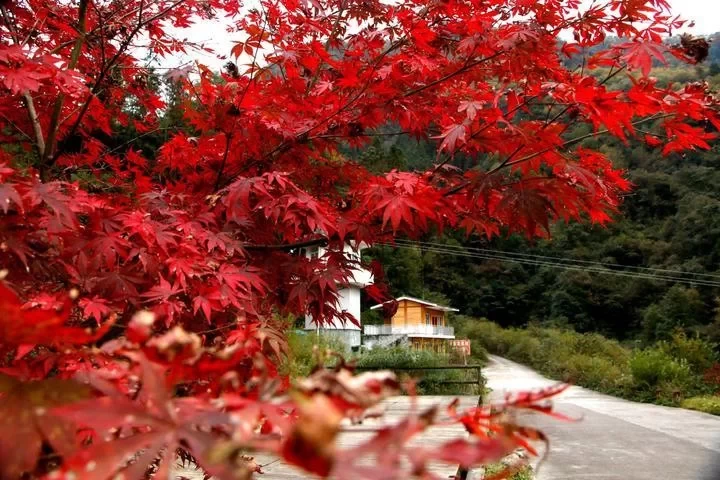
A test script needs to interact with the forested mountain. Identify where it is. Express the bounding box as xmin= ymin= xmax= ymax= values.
xmin=361 ymin=35 xmax=720 ymax=345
